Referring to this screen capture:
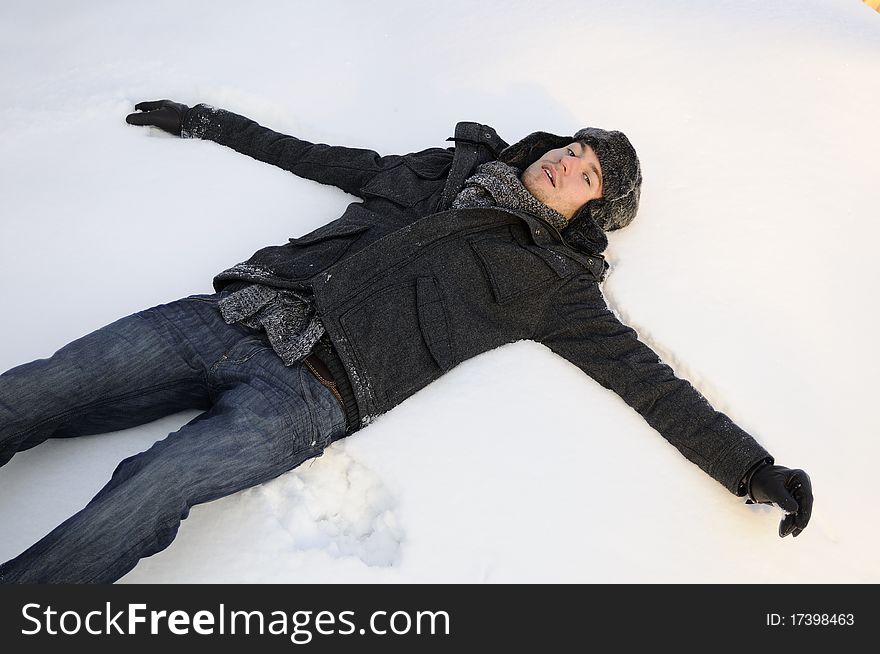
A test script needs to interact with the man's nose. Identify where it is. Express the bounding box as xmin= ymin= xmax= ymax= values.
xmin=559 ymin=153 xmax=577 ymax=177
